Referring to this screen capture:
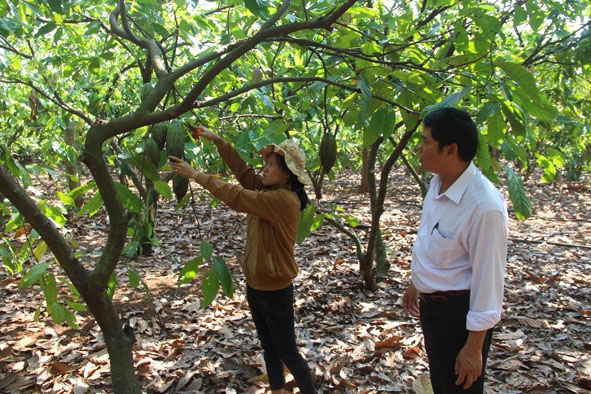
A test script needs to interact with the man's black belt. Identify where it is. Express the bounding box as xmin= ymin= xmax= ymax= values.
xmin=420 ymin=290 xmax=470 ymax=303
